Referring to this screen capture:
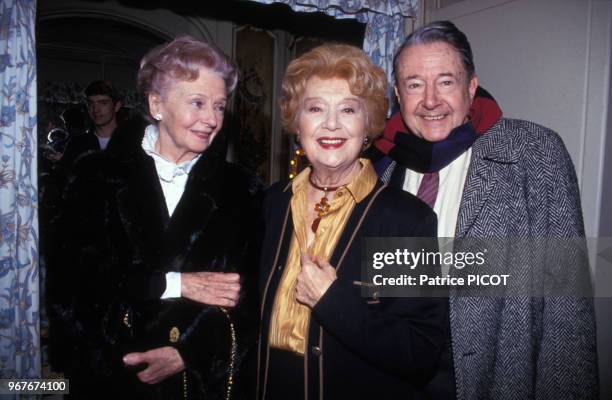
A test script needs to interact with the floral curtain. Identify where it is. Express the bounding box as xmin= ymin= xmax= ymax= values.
xmin=0 ymin=0 xmax=40 ymax=380
xmin=246 ymin=0 xmax=418 ymax=94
